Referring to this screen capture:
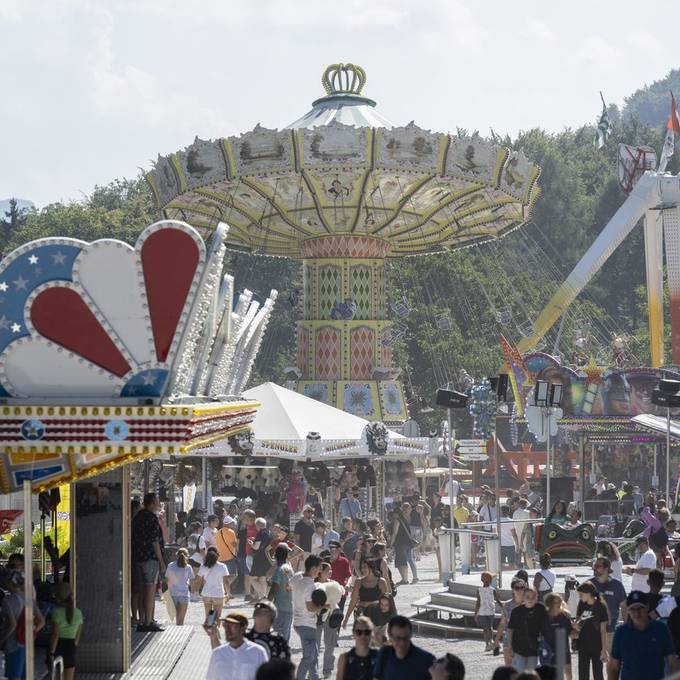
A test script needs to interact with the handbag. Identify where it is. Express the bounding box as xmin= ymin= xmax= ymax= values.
xmin=538 ymin=637 xmax=554 ymax=665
